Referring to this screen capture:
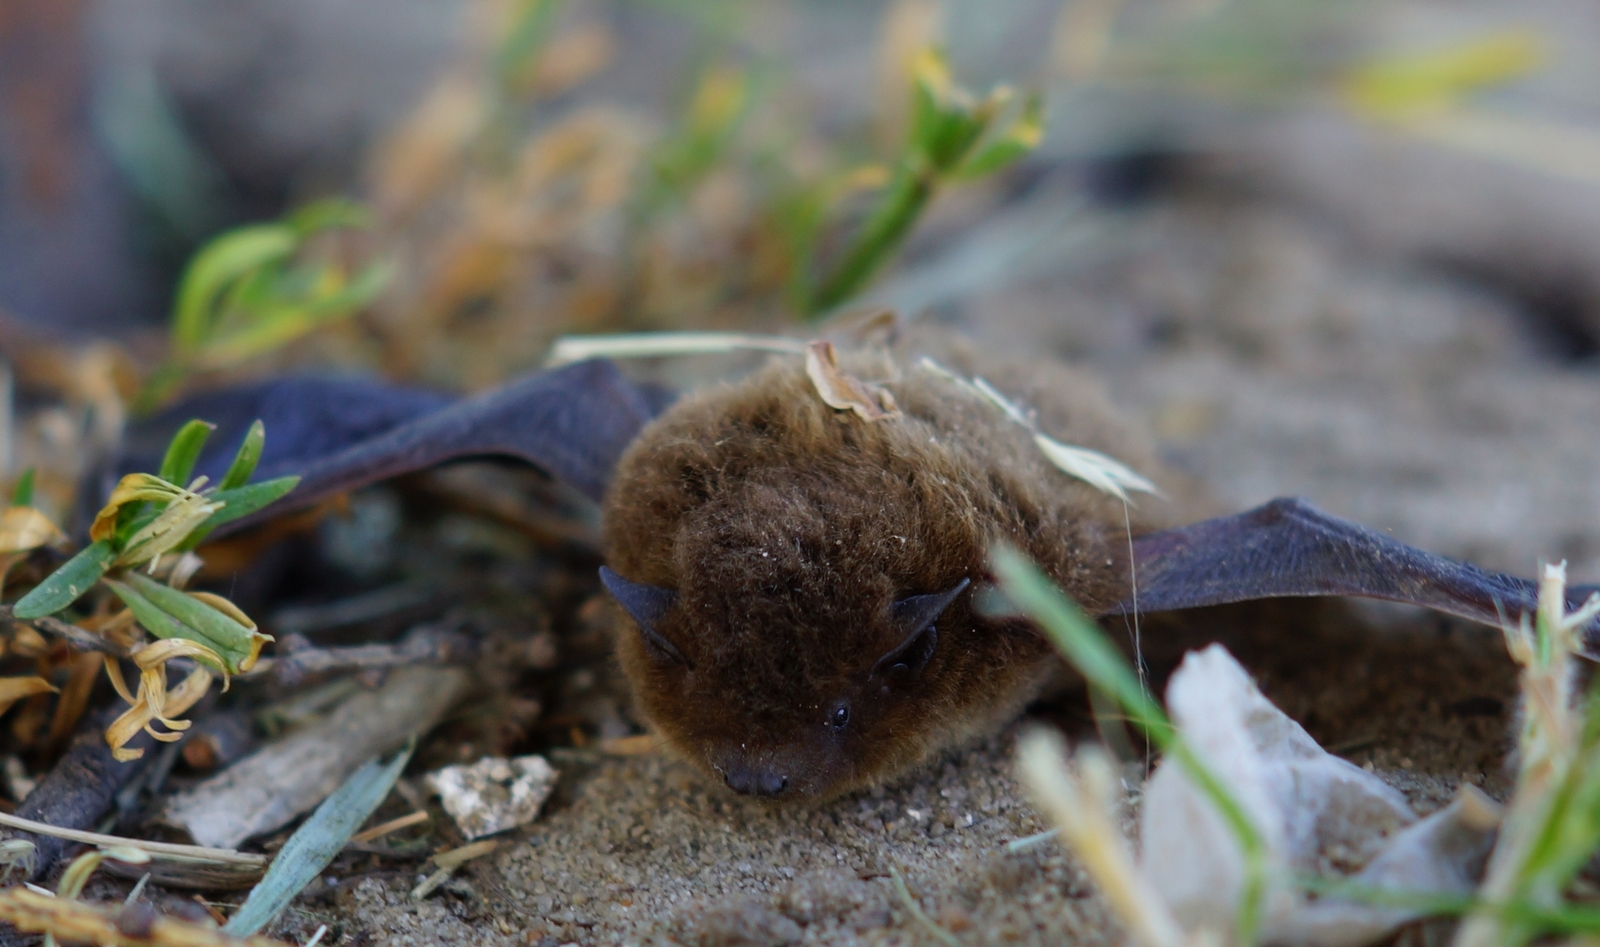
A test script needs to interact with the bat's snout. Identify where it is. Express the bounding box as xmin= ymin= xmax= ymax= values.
xmin=722 ymin=761 xmax=791 ymax=797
